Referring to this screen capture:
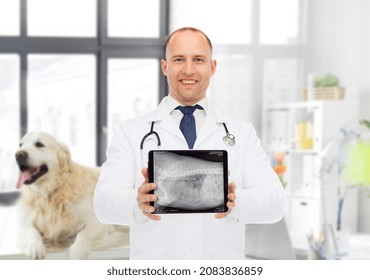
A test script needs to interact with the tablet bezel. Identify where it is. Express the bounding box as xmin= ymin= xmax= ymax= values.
xmin=148 ymin=150 xmax=228 ymax=214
